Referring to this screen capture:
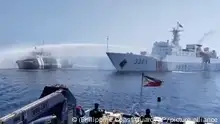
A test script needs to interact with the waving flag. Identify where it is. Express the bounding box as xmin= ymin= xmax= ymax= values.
xmin=177 ymin=22 xmax=183 ymax=28
xmin=139 ymin=73 xmax=163 ymax=107
xmin=142 ymin=74 xmax=162 ymax=87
